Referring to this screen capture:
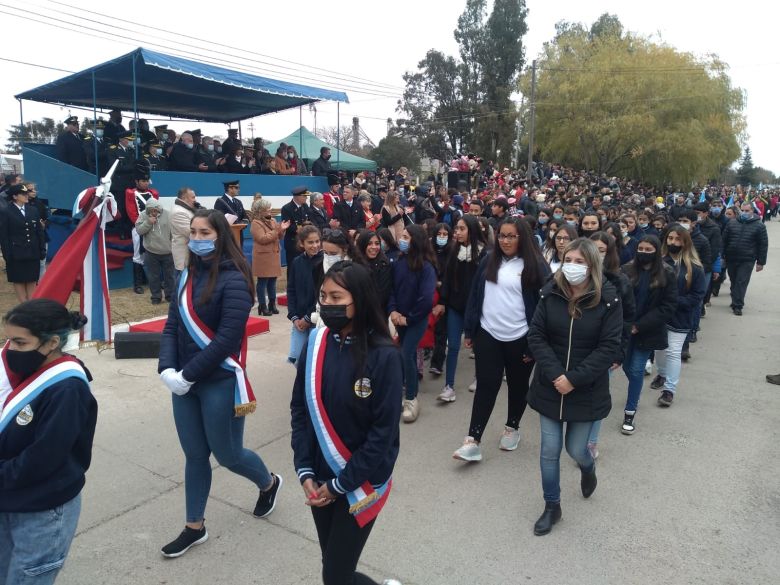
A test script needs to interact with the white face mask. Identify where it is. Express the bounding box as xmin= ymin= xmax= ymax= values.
xmin=235 ymin=155 xmax=242 ymax=162
xmin=561 ymin=262 xmax=589 ymax=285
xmin=678 ymin=223 xmax=690 ymax=231
xmin=322 ymin=253 xmax=342 ymax=273
xmin=95 ymin=129 xmax=104 ymax=138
